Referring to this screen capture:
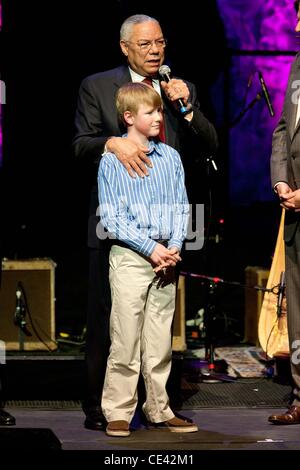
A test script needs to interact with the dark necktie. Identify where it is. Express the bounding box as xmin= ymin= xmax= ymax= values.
xmin=142 ymin=78 xmax=166 ymax=143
